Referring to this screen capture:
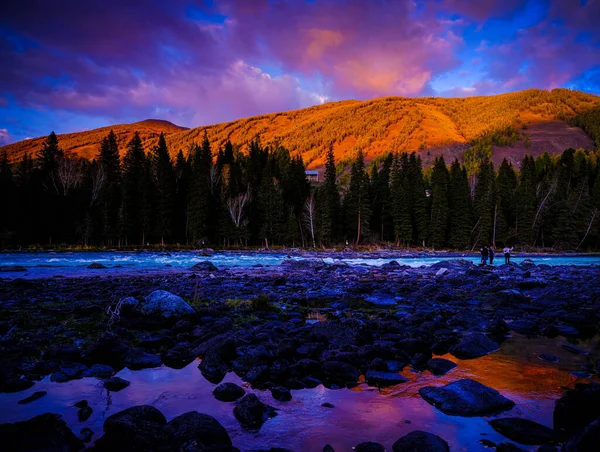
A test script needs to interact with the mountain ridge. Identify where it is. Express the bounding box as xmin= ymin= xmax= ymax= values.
xmin=2 ymin=88 xmax=599 ymax=168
